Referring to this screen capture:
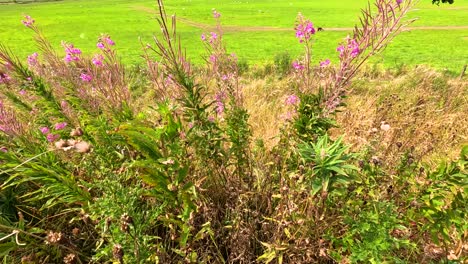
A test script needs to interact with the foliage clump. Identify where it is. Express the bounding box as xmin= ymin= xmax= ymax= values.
xmin=0 ymin=0 xmax=466 ymax=263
